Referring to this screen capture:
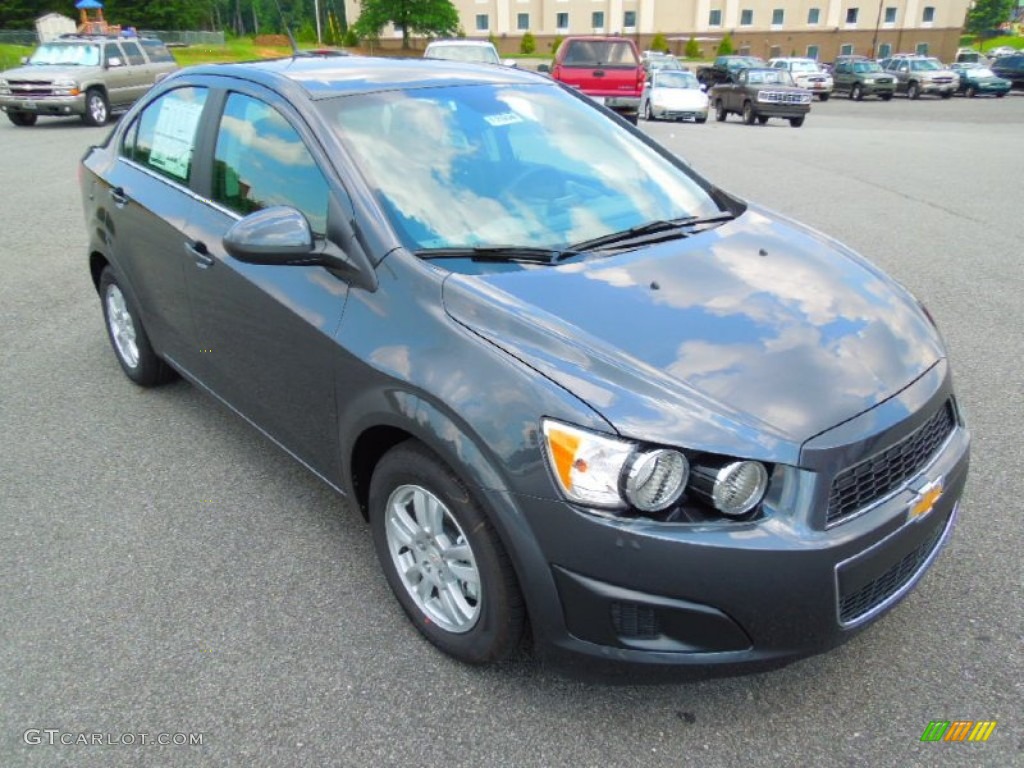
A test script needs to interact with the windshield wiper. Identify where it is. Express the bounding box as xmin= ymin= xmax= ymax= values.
xmin=569 ymin=212 xmax=736 ymax=252
xmin=415 ymin=245 xmax=580 ymax=264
